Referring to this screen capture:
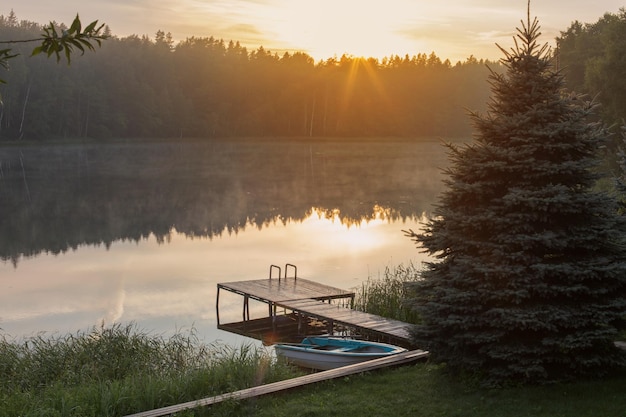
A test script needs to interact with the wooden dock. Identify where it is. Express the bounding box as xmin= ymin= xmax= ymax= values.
xmin=123 ymin=349 xmax=429 ymax=417
xmin=123 ymin=265 xmax=427 ymax=416
xmin=216 ymin=264 xmax=414 ymax=347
